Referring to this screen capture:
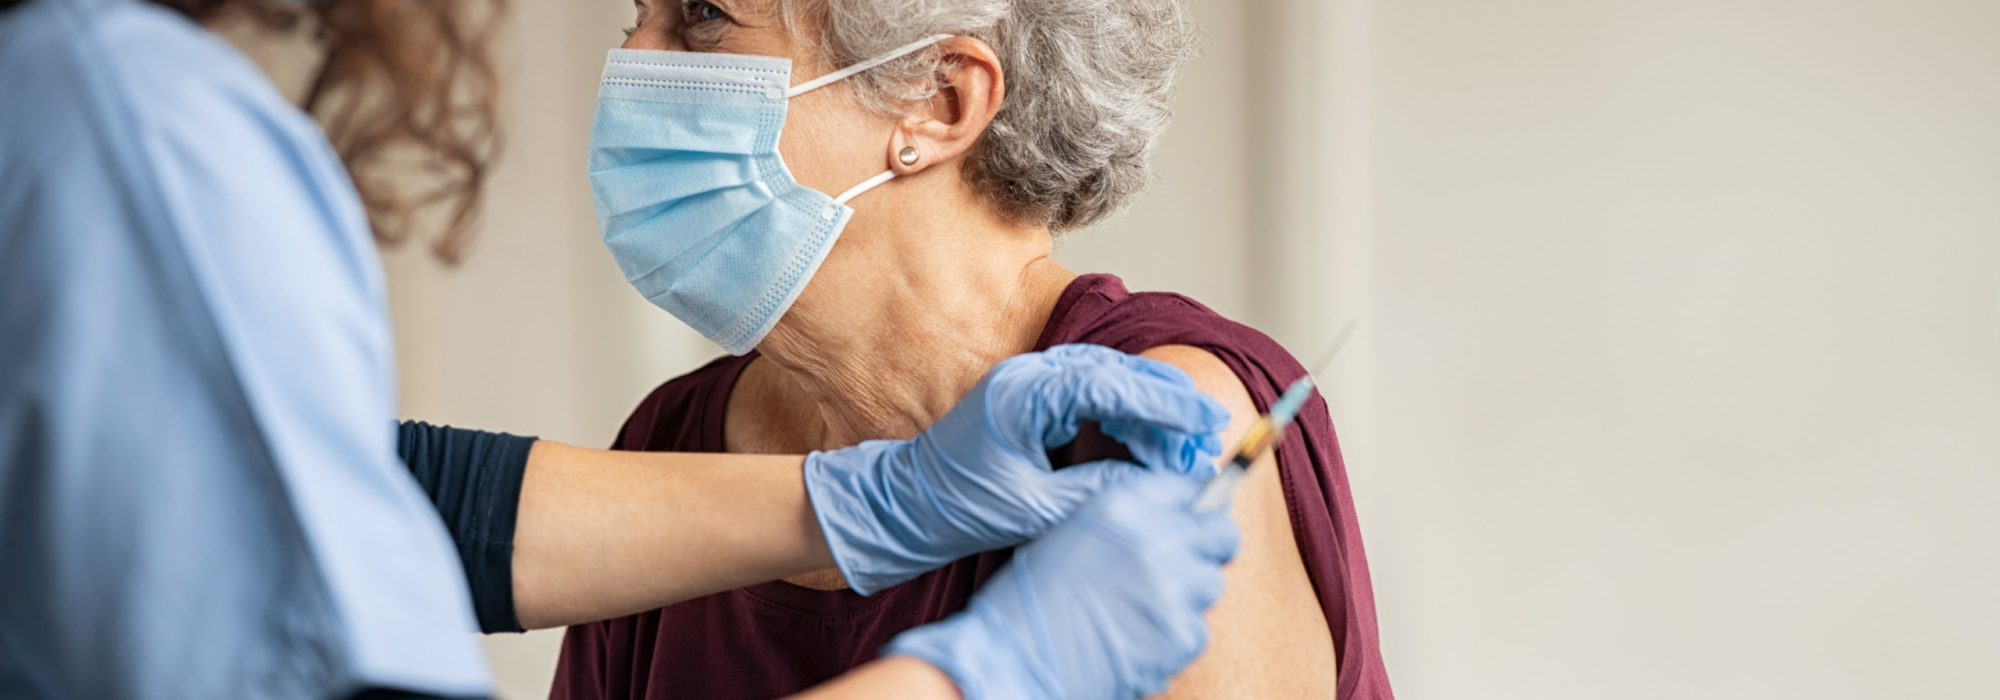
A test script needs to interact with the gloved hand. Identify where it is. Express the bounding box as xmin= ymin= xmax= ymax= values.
xmin=805 ymin=344 xmax=1229 ymax=594
xmin=883 ymin=470 xmax=1241 ymax=700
